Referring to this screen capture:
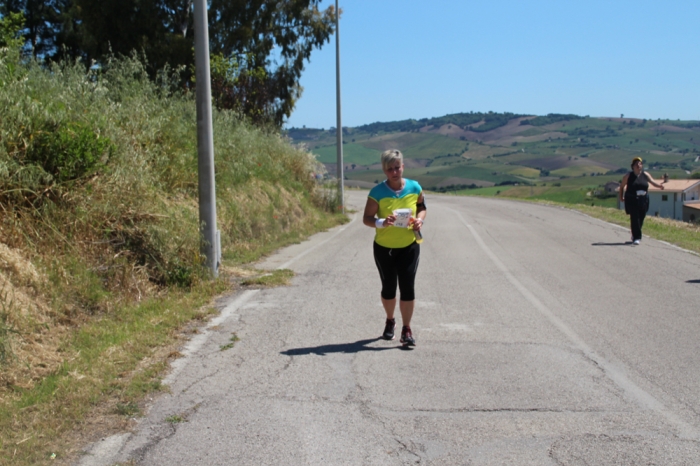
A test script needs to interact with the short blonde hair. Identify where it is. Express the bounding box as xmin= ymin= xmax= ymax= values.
xmin=380 ymin=149 xmax=403 ymax=170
